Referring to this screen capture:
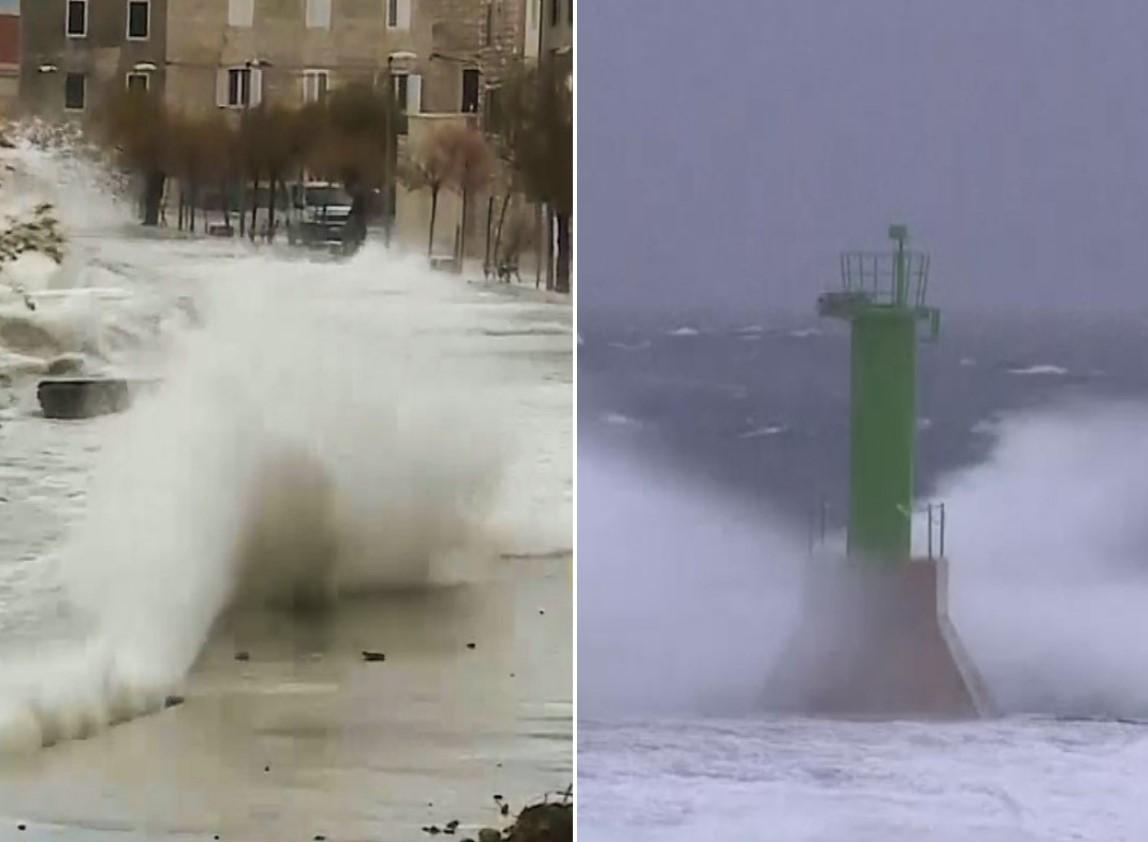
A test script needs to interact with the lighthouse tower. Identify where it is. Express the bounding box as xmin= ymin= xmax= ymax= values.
xmin=767 ymin=225 xmax=991 ymax=718
xmin=818 ymin=224 xmax=938 ymax=563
